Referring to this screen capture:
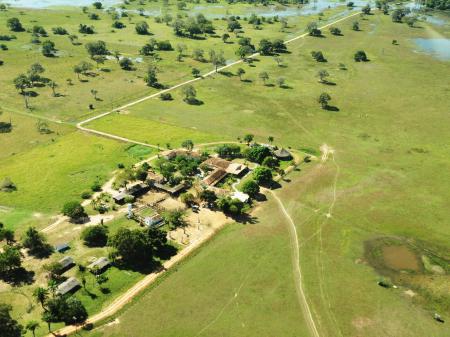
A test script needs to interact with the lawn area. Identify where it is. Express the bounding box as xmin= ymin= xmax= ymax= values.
xmin=85 ymin=114 xmax=224 ymax=147
xmin=0 ymin=131 xmax=150 ymax=230
xmin=80 ymin=11 xmax=450 ymax=337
